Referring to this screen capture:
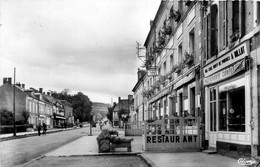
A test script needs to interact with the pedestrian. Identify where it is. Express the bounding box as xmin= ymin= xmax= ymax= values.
xmin=99 ymin=122 xmax=102 ymax=130
xmin=37 ymin=123 xmax=42 ymax=136
xmin=64 ymin=122 xmax=67 ymax=129
xmin=42 ymin=122 xmax=47 ymax=135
